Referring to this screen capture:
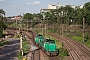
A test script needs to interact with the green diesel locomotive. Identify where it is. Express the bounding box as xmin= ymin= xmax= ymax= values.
xmin=35 ymin=34 xmax=59 ymax=56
